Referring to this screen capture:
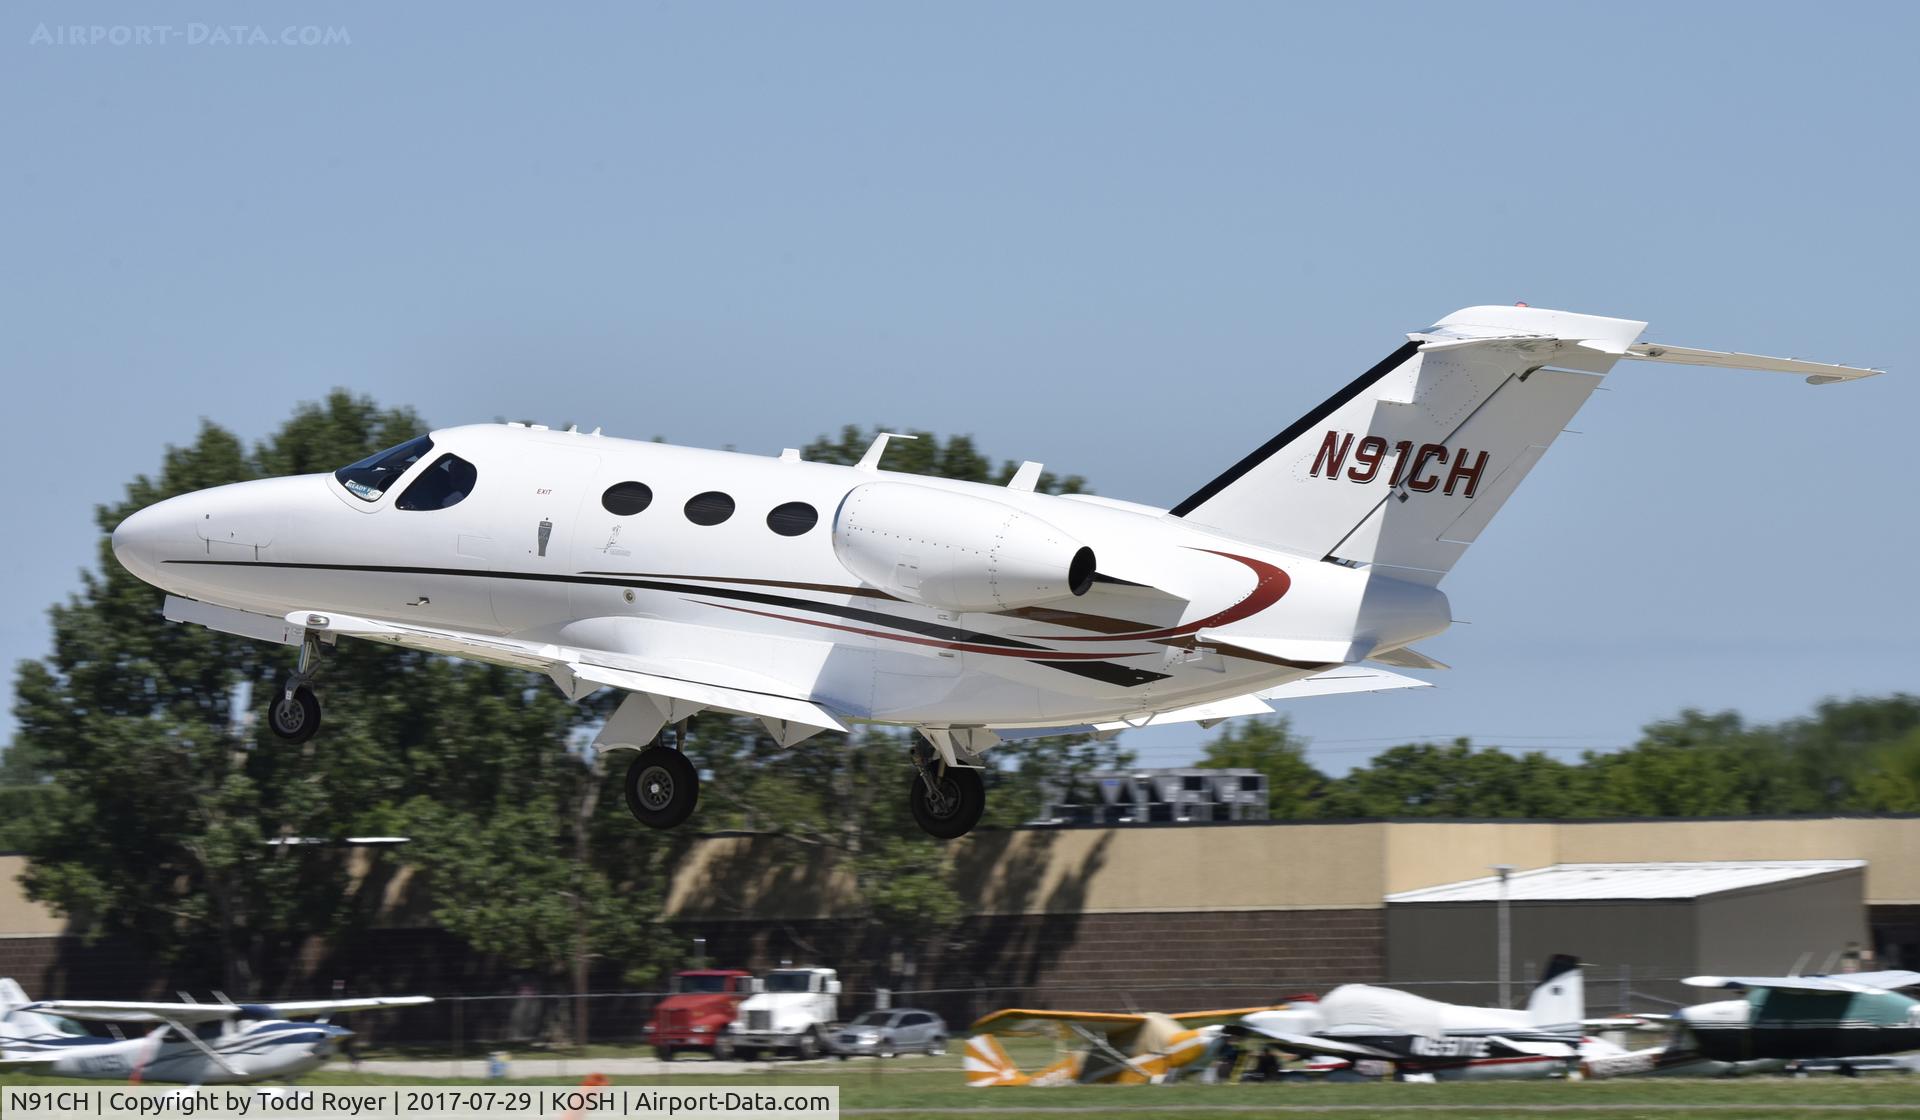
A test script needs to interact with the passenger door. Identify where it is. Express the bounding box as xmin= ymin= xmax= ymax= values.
xmin=487 ymin=445 xmax=601 ymax=633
